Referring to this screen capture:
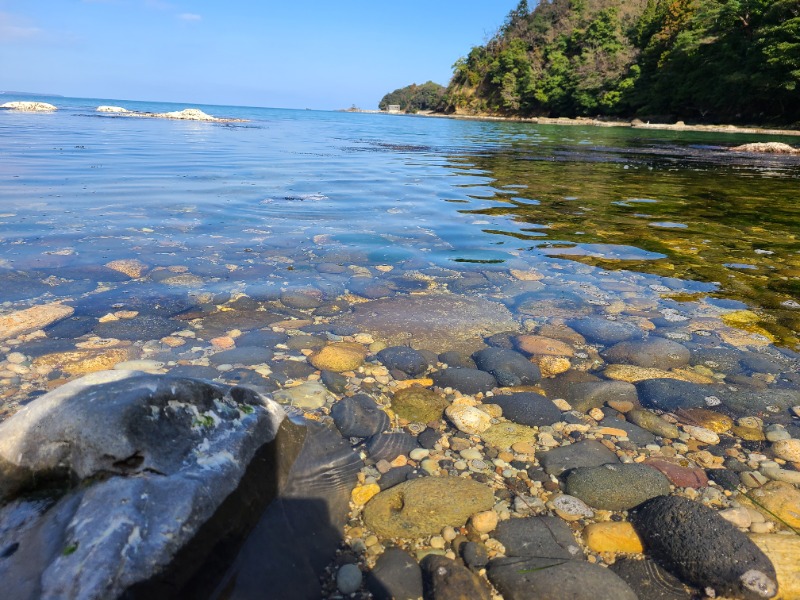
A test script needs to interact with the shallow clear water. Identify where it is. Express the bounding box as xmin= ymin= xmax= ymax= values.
xmin=1 ymin=95 xmax=800 ymax=358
